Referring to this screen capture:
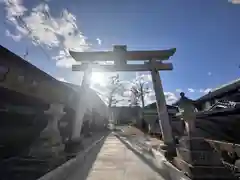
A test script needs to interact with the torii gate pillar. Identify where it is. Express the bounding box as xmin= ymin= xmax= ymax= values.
xmin=71 ymin=67 xmax=92 ymax=140
xmin=150 ymin=59 xmax=175 ymax=152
